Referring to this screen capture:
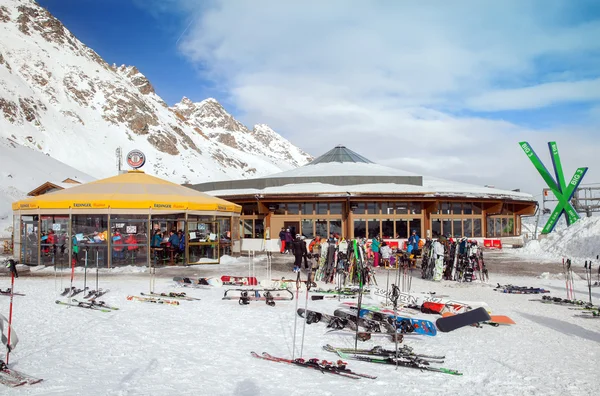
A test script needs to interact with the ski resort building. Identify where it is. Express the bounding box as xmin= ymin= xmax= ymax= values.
xmin=11 ymin=171 xmax=240 ymax=267
xmin=192 ymin=146 xmax=537 ymax=249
